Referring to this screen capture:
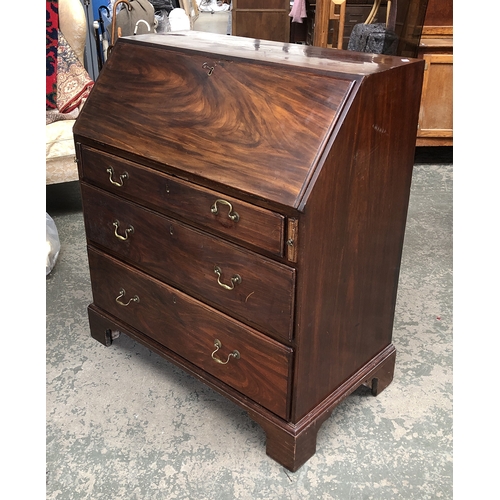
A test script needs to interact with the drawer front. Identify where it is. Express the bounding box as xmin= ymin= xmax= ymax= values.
xmin=87 ymin=247 xmax=292 ymax=419
xmin=81 ymin=183 xmax=295 ymax=342
xmin=79 ymin=145 xmax=285 ymax=256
